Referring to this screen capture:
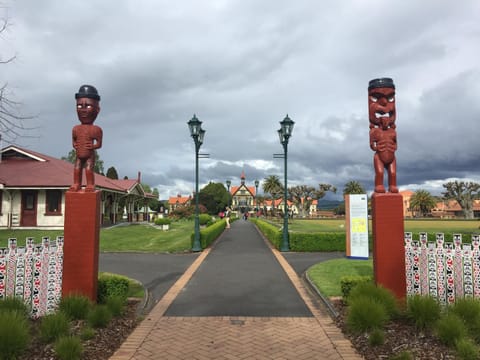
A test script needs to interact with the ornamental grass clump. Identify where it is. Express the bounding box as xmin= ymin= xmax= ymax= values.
xmin=54 ymin=335 xmax=83 ymax=360
xmin=0 ymin=296 xmax=29 ymax=317
xmin=0 ymin=310 xmax=30 ymax=360
xmin=59 ymin=294 xmax=92 ymax=320
xmin=346 ymin=296 xmax=388 ymax=333
xmin=406 ymin=295 xmax=441 ymax=330
xmin=368 ymin=328 xmax=385 ymax=346
xmin=39 ymin=311 xmax=70 ymax=343
xmin=435 ymin=312 xmax=468 ymax=347
xmin=348 ymin=282 xmax=399 ymax=319
xmin=106 ymin=295 xmax=126 ymax=317
xmin=455 ymin=338 xmax=480 ymax=360
xmin=87 ymin=304 xmax=112 ymax=328
xmin=449 ymin=297 xmax=480 ymax=328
